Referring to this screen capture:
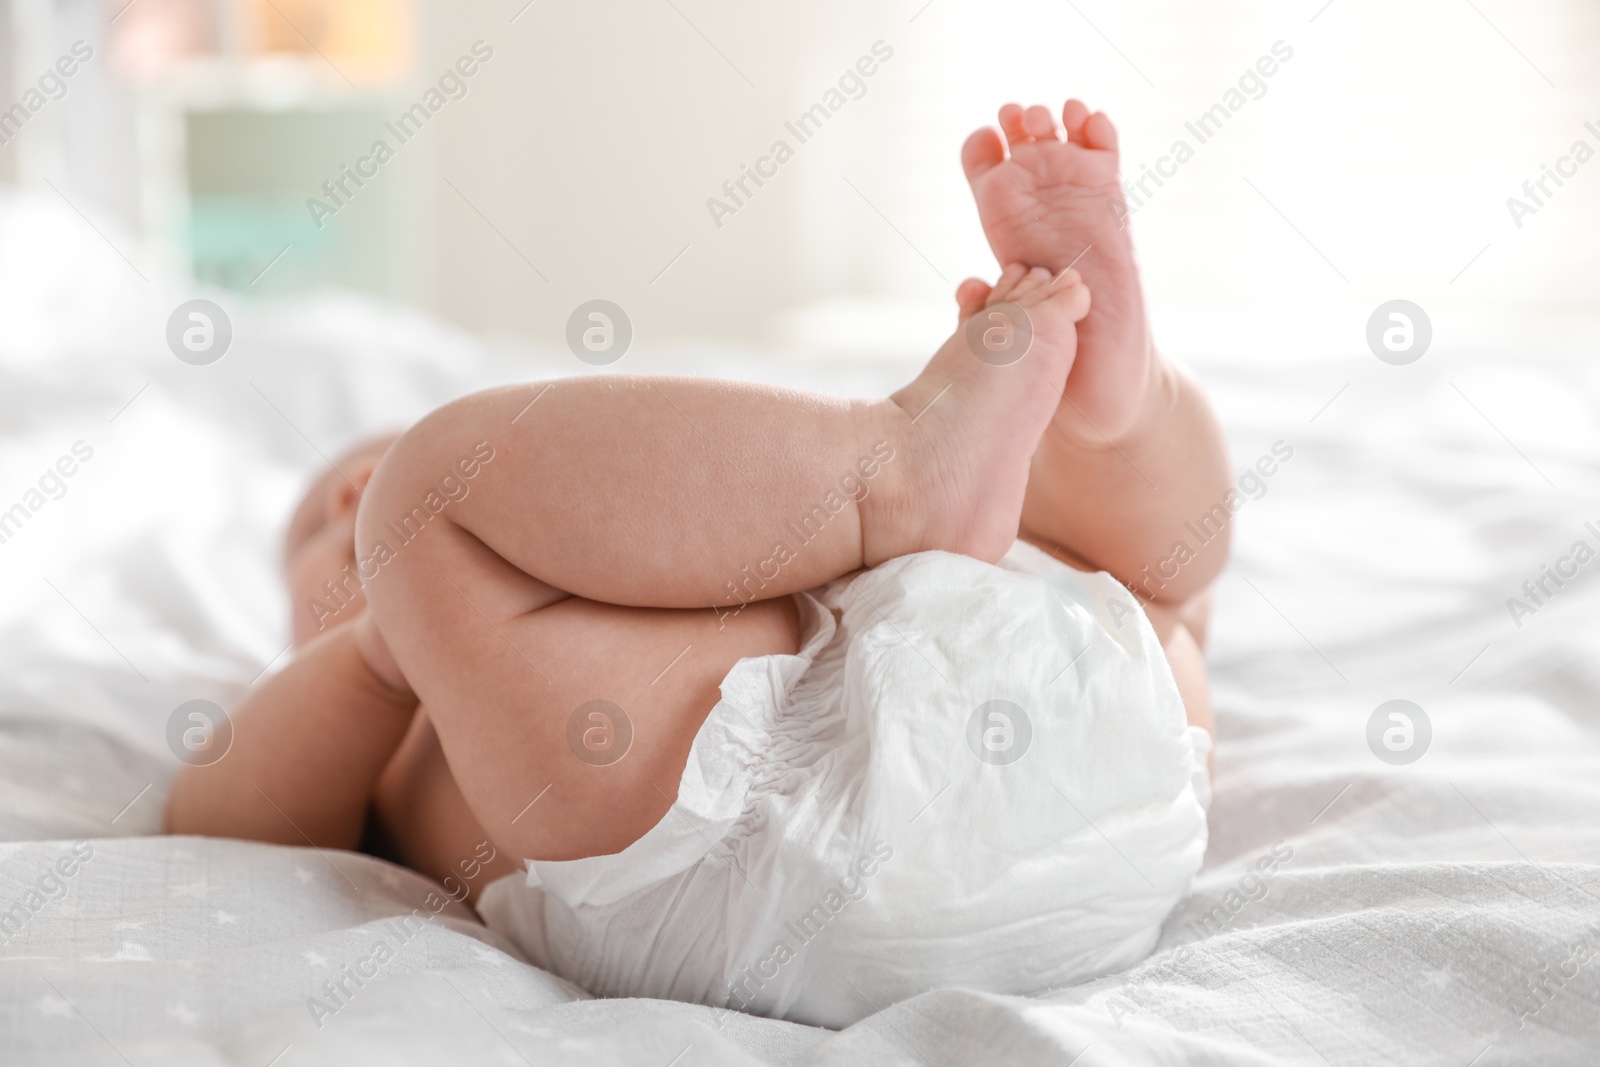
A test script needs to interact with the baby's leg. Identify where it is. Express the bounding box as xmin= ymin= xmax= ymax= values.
xmin=165 ymin=623 xmax=420 ymax=850
xmin=359 ymin=270 xmax=1091 ymax=863
xmin=371 ymin=595 xmax=797 ymax=883
xmin=1144 ymin=598 xmax=1214 ymax=755
xmin=961 ymin=103 xmax=1234 ymax=605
